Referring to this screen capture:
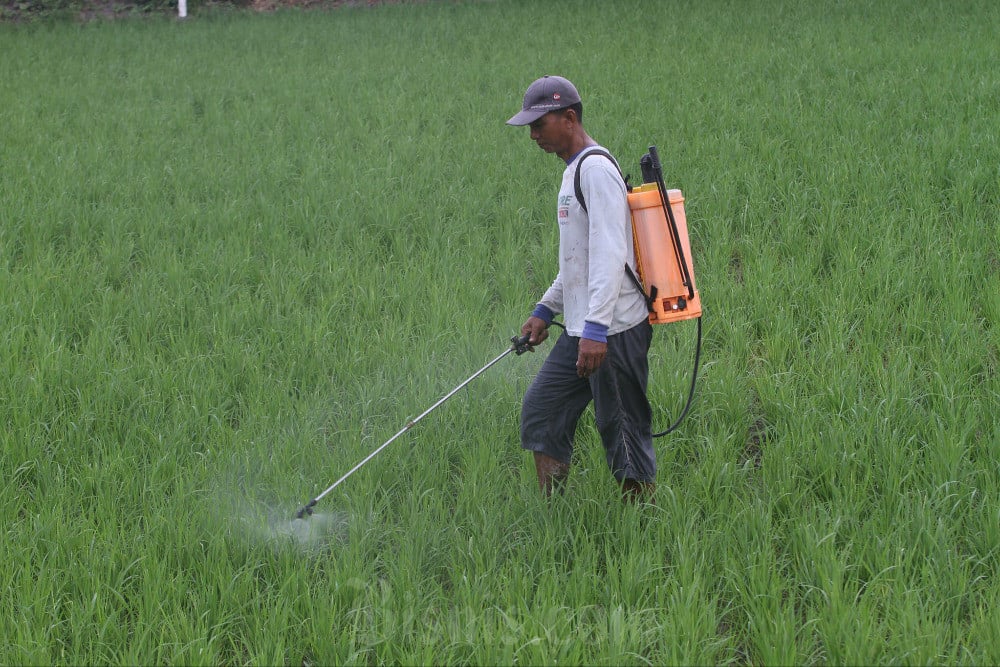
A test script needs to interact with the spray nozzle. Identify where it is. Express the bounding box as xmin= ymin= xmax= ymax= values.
xmin=295 ymin=499 xmax=317 ymax=519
